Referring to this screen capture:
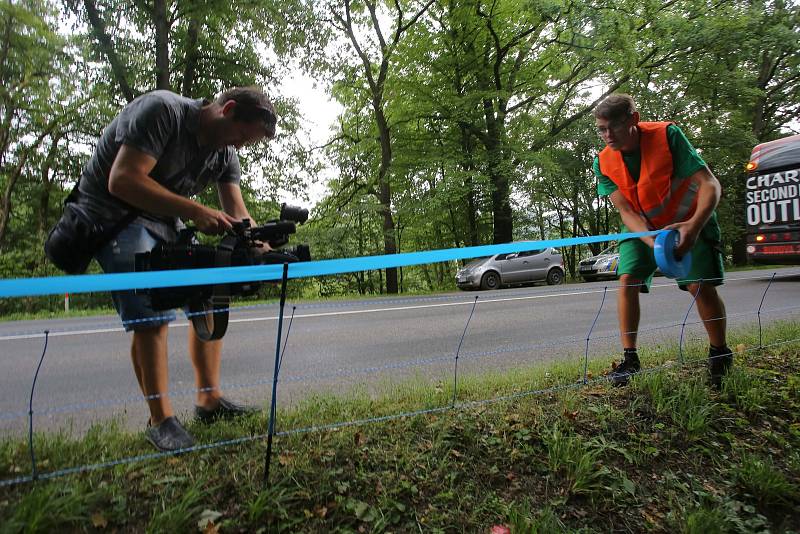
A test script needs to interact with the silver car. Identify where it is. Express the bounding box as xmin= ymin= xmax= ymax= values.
xmin=455 ymin=248 xmax=565 ymax=290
